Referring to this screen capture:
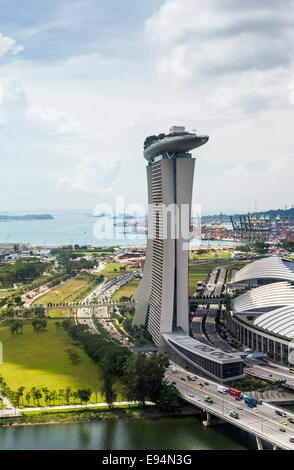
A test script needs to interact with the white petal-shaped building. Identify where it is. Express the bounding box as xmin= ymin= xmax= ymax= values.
xmin=254 ymin=305 xmax=294 ymax=340
xmin=232 ymin=256 xmax=294 ymax=284
xmin=227 ymin=256 xmax=294 ymax=361
xmin=232 ymin=282 xmax=294 ymax=313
